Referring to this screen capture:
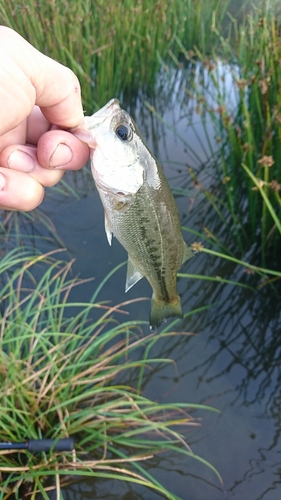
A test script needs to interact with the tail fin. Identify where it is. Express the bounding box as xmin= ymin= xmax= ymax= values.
xmin=149 ymin=295 xmax=183 ymax=331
